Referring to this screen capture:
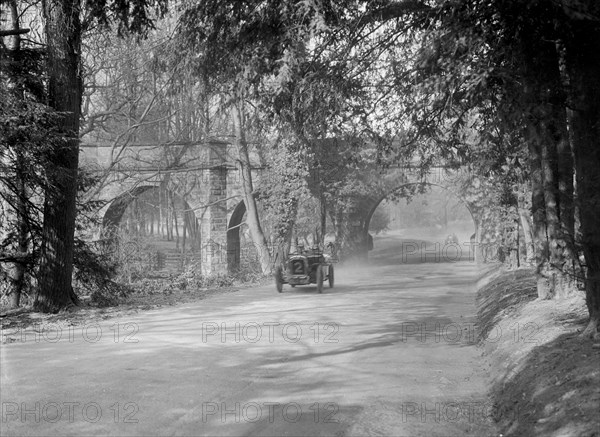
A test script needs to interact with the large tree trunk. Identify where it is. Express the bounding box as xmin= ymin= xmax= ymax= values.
xmin=520 ymin=22 xmax=575 ymax=299
xmin=231 ymin=103 xmax=271 ymax=273
xmin=34 ymin=0 xmax=82 ymax=313
xmin=565 ymin=20 xmax=600 ymax=337
xmin=540 ymin=107 xmax=575 ymax=297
